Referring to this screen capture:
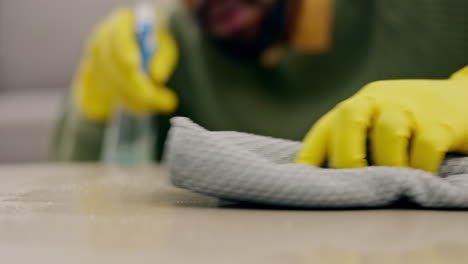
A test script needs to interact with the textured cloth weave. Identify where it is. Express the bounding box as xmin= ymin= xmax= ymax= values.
xmin=166 ymin=117 xmax=468 ymax=208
